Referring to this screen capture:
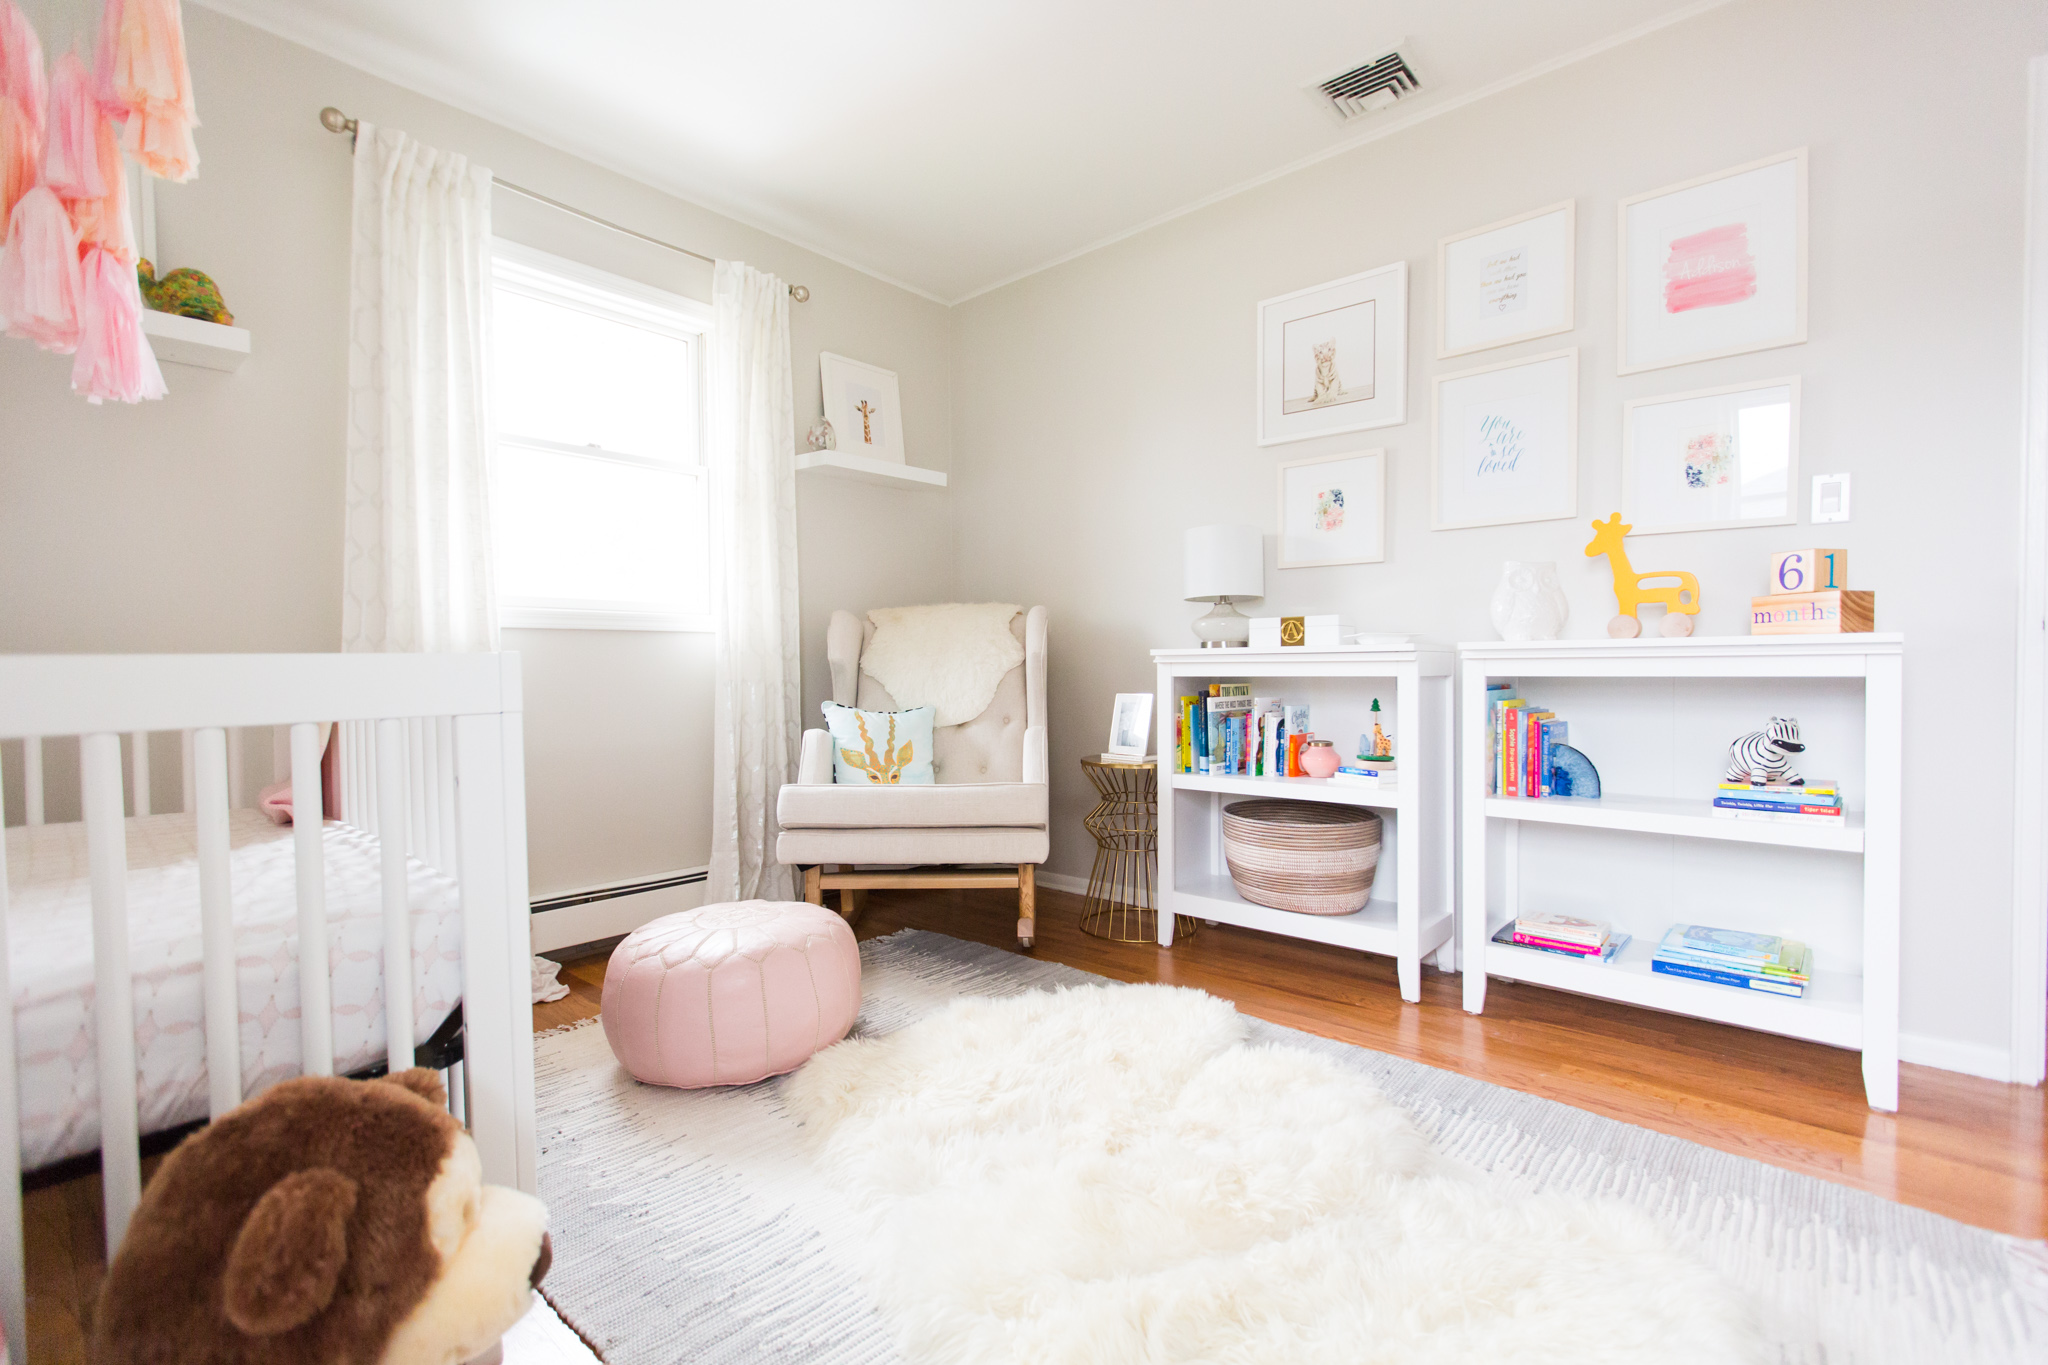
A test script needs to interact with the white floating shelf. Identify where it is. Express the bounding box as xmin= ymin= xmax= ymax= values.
xmin=1482 ymin=793 xmax=1864 ymax=852
xmin=141 ymin=309 xmax=250 ymax=371
xmin=795 ymin=451 xmax=945 ymax=488
xmin=1171 ymin=772 xmax=1404 ymax=812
